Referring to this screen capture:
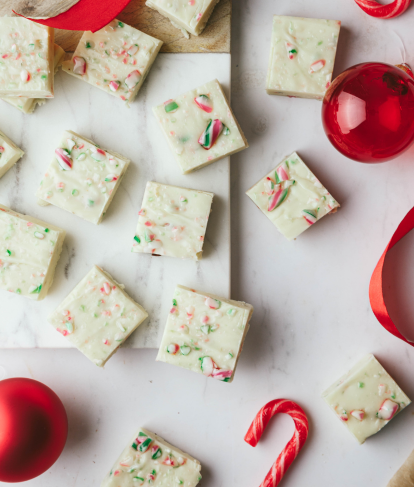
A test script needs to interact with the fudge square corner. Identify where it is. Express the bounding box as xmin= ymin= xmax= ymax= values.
xmin=153 ymin=79 xmax=248 ymax=174
xmin=266 ymin=15 xmax=341 ymax=100
xmin=157 ymin=285 xmax=254 ymax=383
xmin=246 ymin=152 xmax=340 ymax=240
